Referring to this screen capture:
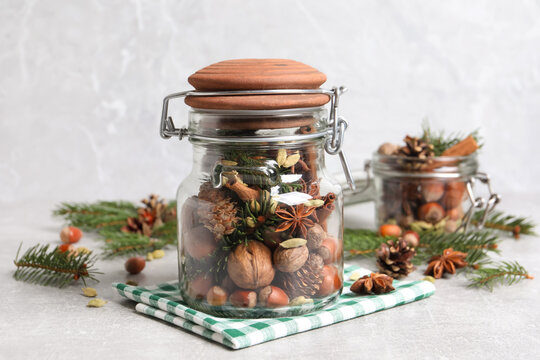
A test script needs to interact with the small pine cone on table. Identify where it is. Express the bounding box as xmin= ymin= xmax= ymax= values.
xmin=275 ymin=254 xmax=324 ymax=298
xmin=376 ymin=238 xmax=416 ymax=279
